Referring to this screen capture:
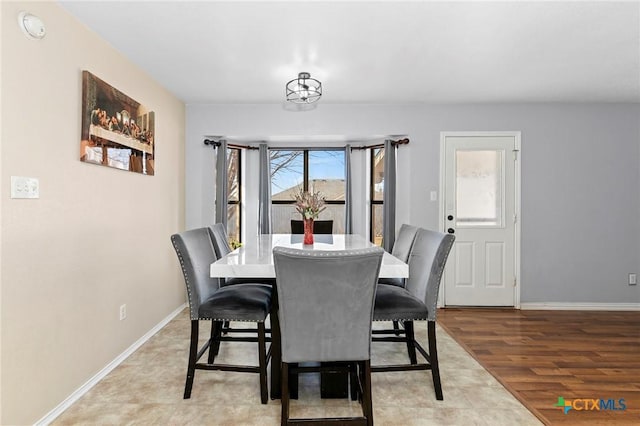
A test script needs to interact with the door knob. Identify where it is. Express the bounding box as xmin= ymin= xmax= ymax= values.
xmin=447 ymin=215 xmax=454 ymax=221
xmin=447 ymin=228 xmax=455 ymax=234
